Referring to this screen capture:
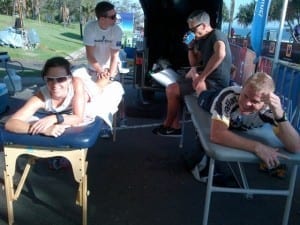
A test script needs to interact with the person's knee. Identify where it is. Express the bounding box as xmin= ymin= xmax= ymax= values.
xmin=166 ymin=83 xmax=180 ymax=97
